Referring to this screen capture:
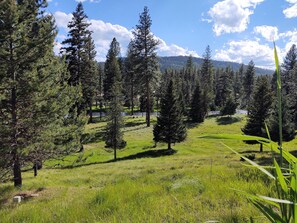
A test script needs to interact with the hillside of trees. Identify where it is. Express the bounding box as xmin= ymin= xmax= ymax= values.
xmin=158 ymin=56 xmax=274 ymax=75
